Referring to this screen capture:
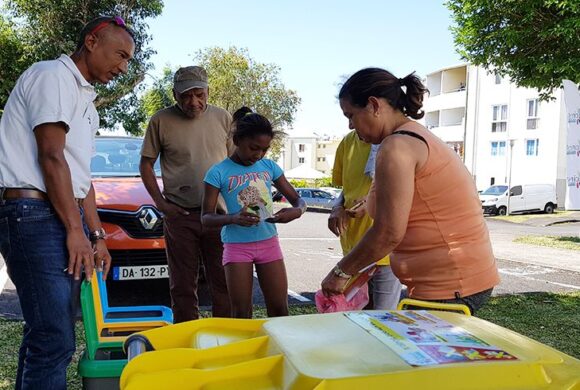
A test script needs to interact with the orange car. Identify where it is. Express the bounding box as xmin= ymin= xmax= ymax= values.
xmin=91 ymin=136 xmax=167 ymax=282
